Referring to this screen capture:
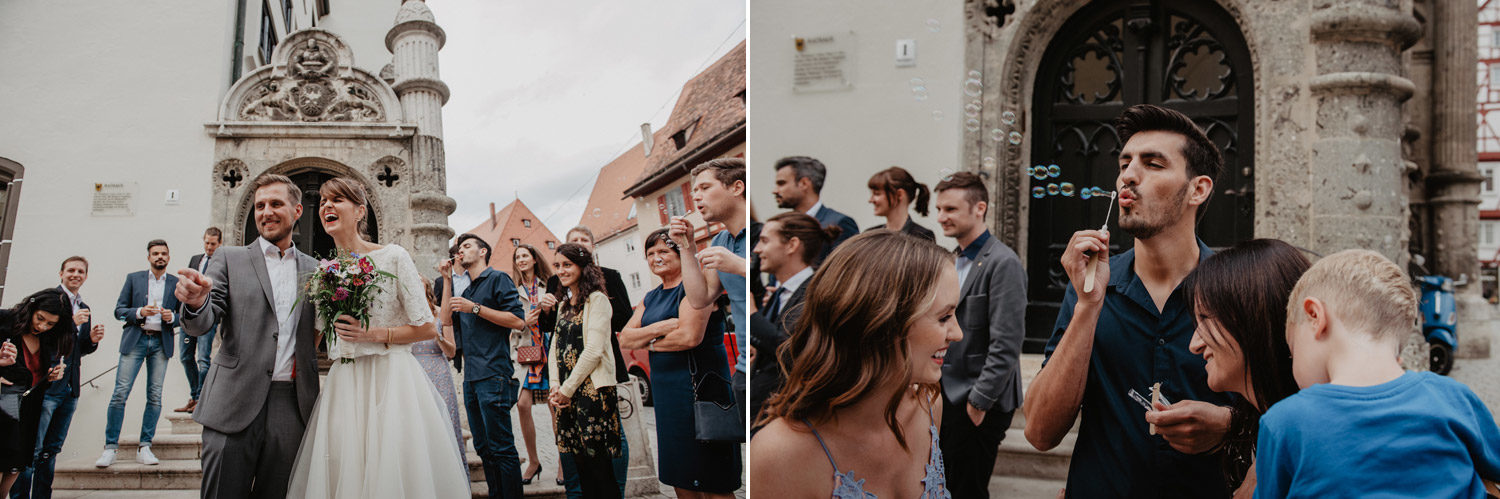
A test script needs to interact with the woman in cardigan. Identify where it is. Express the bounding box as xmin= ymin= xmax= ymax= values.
xmin=547 ymin=243 xmax=623 ymax=498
